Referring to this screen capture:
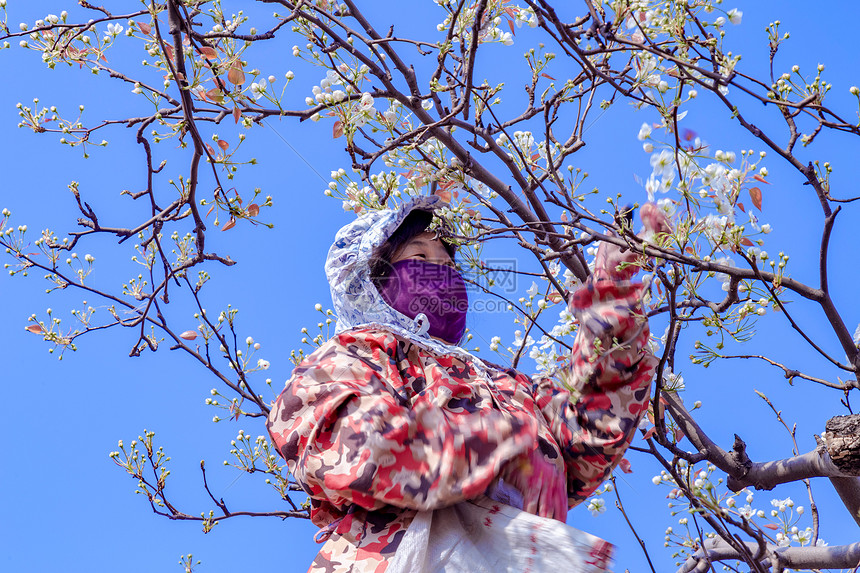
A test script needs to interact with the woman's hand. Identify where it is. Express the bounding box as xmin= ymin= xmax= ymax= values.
xmin=593 ymin=203 xmax=672 ymax=282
